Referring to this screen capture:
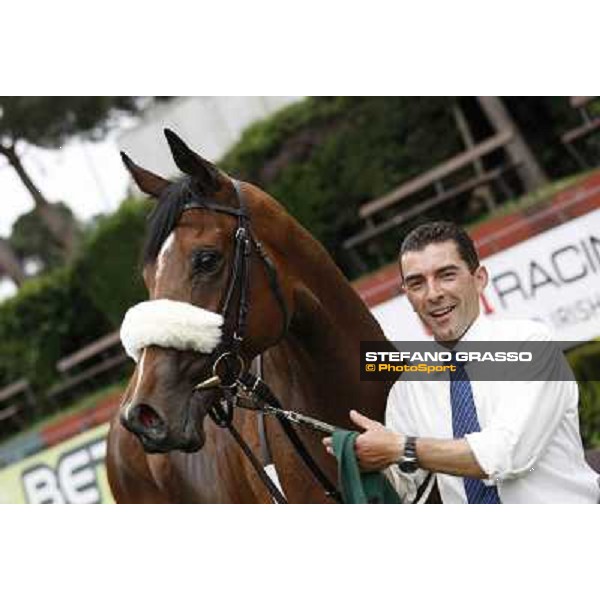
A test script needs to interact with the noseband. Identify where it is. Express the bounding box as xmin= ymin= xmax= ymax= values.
xmin=187 ymin=180 xmax=288 ymax=391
